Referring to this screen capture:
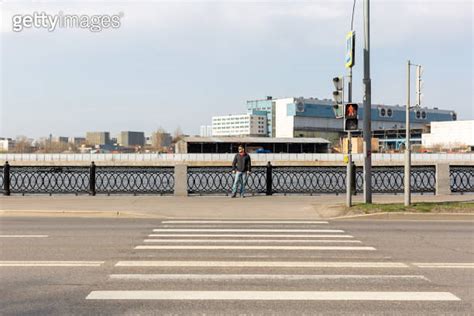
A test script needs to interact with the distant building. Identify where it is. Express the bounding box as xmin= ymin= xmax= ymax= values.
xmin=145 ymin=136 xmax=153 ymax=146
xmin=118 ymin=131 xmax=145 ymax=147
xmin=149 ymin=131 xmax=172 ymax=148
xmin=0 ymin=138 xmax=14 ymax=152
xmin=175 ymin=136 xmax=330 ymax=154
xmin=86 ymin=132 xmax=110 ymax=146
xmin=212 ymin=114 xmax=267 ymax=137
xmin=246 ymin=96 xmax=275 ymax=137
xmin=52 ymin=136 xmax=69 ymax=143
xmin=200 ymin=125 xmax=213 ymax=137
xmin=247 ymin=96 xmax=456 ymax=149
xmin=422 ymin=120 xmax=474 ymax=151
xmin=161 ymin=133 xmax=172 ymax=147
xmin=68 ymin=137 xmax=86 ymax=146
